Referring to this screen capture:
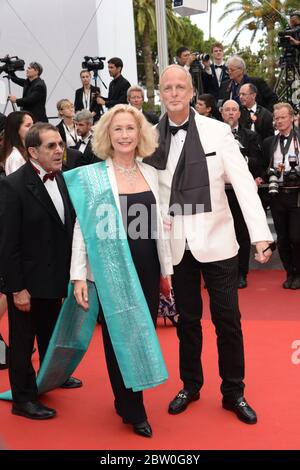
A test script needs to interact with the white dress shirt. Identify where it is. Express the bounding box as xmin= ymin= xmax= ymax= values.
xmin=30 ymin=160 xmax=65 ymax=223
xmin=247 ymin=103 xmax=257 ymax=132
